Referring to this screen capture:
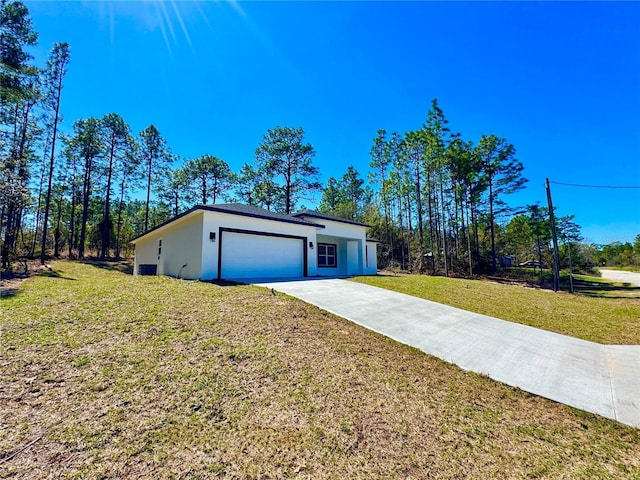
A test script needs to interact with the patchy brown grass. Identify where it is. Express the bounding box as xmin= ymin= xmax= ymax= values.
xmin=1 ymin=261 xmax=639 ymax=478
